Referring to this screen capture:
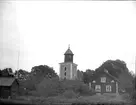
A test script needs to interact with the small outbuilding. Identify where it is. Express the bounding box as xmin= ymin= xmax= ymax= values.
xmin=0 ymin=77 xmax=19 ymax=99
